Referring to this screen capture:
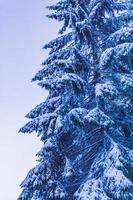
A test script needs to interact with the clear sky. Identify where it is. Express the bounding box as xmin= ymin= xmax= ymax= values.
xmin=0 ymin=0 xmax=60 ymax=199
